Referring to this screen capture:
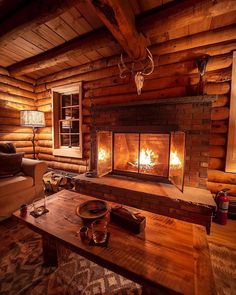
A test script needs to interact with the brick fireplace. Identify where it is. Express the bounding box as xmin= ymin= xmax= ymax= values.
xmin=90 ymin=96 xmax=214 ymax=189
xmin=75 ymin=96 xmax=217 ymax=233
